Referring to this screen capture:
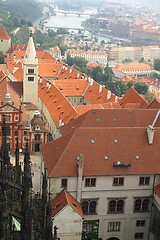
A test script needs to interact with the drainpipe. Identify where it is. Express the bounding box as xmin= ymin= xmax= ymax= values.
xmin=147 ymin=174 xmax=157 ymax=240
